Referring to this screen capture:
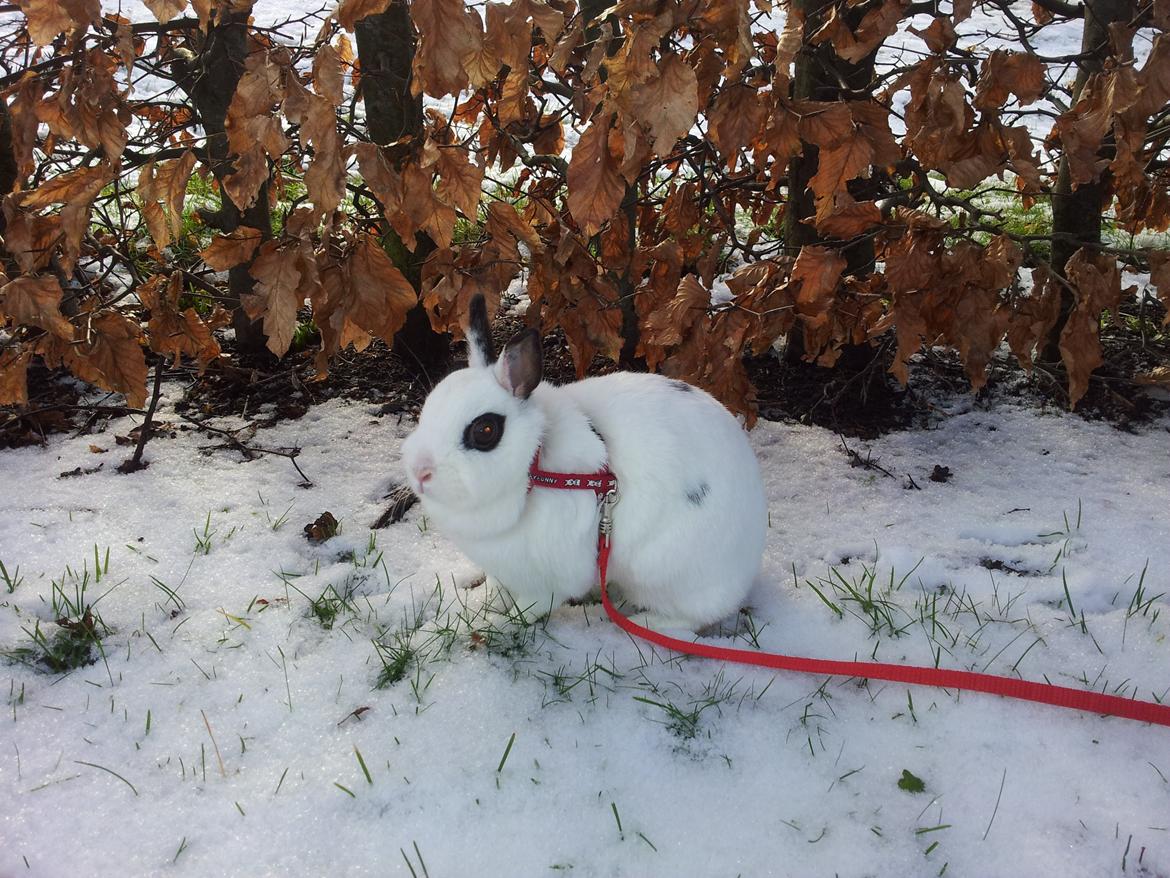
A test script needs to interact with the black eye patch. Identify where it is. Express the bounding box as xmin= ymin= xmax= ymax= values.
xmin=463 ymin=412 xmax=505 ymax=452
